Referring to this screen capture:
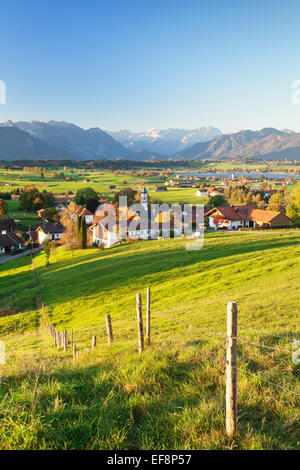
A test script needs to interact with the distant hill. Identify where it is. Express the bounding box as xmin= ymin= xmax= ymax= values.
xmin=172 ymin=128 xmax=300 ymax=160
xmin=108 ymin=126 xmax=222 ymax=155
xmin=13 ymin=120 xmax=134 ymax=159
xmin=1 ymin=121 xmax=300 ymax=161
xmin=0 ymin=122 xmax=68 ymax=160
